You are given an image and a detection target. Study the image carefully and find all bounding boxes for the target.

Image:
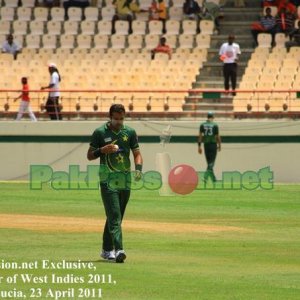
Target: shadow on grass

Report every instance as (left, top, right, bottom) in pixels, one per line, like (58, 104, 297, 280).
(67, 260, 116, 264)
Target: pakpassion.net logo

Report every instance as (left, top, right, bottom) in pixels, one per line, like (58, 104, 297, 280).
(30, 165, 274, 195)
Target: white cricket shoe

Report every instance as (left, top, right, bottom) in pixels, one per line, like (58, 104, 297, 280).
(100, 250, 115, 260)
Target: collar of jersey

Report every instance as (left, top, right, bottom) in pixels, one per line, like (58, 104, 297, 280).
(105, 122, 124, 135)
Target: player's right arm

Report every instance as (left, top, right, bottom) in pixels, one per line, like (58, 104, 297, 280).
(87, 145, 118, 160)
(87, 130, 117, 161)
(198, 124, 204, 155)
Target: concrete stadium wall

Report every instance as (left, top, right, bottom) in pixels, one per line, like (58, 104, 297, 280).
(0, 120, 299, 183)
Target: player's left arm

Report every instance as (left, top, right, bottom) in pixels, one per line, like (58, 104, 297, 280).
(130, 130, 143, 180)
(132, 149, 143, 181)
(132, 149, 143, 168)
(215, 125, 221, 152)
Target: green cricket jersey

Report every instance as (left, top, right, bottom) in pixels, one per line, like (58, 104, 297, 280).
(199, 121, 219, 144)
(90, 122, 139, 178)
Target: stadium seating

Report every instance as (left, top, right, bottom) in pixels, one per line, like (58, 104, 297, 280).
(0, 20, 10, 35)
(50, 7, 65, 22)
(3, 0, 19, 8)
(234, 45, 300, 113)
(47, 20, 62, 35)
(0, 7, 15, 21)
(8, 0, 298, 116)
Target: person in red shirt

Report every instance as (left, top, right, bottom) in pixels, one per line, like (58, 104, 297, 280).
(151, 37, 172, 59)
(14, 77, 37, 121)
(149, 0, 167, 33)
(275, 7, 296, 34)
(277, 0, 297, 14)
(149, 0, 159, 20)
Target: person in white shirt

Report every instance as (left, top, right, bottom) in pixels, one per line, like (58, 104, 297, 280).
(41, 63, 62, 120)
(219, 35, 241, 96)
(2, 34, 21, 60)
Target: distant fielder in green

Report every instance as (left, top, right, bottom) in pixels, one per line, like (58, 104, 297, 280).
(87, 104, 143, 263)
(198, 112, 221, 182)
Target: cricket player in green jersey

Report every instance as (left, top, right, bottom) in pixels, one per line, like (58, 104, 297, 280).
(198, 112, 221, 182)
(87, 104, 143, 263)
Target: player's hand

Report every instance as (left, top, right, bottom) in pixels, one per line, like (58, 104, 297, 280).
(100, 144, 118, 154)
(198, 147, 202, 154)
(134, 170, 142, 181)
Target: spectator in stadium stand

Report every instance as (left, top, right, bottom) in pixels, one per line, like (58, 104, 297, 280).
(149, 0, 159, 20)
(202, 0, 222, 34)
(251, 7, 276, 46)
(219, 35, 241, 96)
(63, 0, 90, 19)
(41, 63, 62, 121)
(275, 8, 296, 34)
(151, 37, 172, 59)
(285, 19, 300, 50)
(149, 0, 167, 34)
(183, 0, 202, 33)
(1, 34, 21, 60)
(112, 0, 148, 34)
(277, 0, 297, 14)
(14, 77, 37, 122)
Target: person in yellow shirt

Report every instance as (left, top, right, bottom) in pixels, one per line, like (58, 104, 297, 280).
(157, 0, 167, 33)
(112, 0, 147, 34)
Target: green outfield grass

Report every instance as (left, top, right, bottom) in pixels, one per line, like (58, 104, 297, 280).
(0, 183, 299, 300)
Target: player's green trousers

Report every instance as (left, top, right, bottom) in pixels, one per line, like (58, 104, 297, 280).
(100, 184, 130, 251)
(204, 143, 217, 182)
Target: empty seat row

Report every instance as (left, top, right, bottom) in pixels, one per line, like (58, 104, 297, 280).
(0, 6, 99, 22)
(4, 33, 210, 50)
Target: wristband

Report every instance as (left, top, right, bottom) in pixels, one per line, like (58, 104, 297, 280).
(135, 164, 143, 172)
(93, 148, 101, 158)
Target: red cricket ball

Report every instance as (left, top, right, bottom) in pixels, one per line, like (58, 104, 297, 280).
(168, 164, 198, 195)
